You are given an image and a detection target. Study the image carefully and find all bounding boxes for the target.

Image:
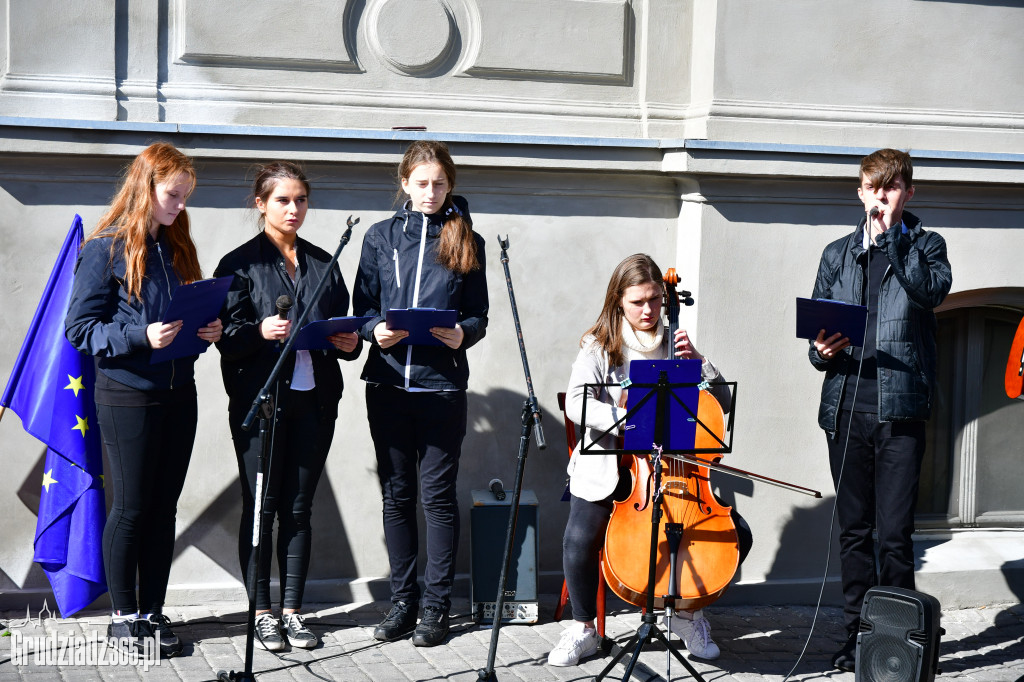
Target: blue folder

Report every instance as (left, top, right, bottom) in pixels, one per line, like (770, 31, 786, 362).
(622, 359, 702, 452)
(795, 297, 868, 347)
(385, 308, 457, 346)
(150, 275, 233, 363)
(294, 316, 372, 350)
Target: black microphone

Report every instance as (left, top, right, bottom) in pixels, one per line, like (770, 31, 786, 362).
(489, 478, 505, 501)
(276, 295, 293, 320)
(867, 207, 882, 245)
(275, 295, 293, 347)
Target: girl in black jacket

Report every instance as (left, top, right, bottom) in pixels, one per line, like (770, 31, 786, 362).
(65, 142, 222, 657)
(354, 140, 488, 647)
(214, 162, 362, 651)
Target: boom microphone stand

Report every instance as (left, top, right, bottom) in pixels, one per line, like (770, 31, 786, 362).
(218, 216, 359, 682)
(478, 236, 546, 681)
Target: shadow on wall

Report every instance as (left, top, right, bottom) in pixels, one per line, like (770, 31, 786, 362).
(11, 442, 360, 599)
(171, 470, 359, 585)
(453, 385, 572, 578)
(761, 494, 843, 604)
(0, 155, 680, 220)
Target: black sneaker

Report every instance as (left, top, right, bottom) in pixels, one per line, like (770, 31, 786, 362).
(147, 613, 184, 658)
(412, 606, 450, 647)
(107, 617, 155, 655)
(832, 632, 857, 672)
(373, 601, 417, 642)
(254, 612, 285, 652)
(282, 612, 318, 649)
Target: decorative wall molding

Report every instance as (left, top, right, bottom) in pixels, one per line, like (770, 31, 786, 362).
(461, 0, 632, 85)
(705, 99, 1024, 132)
(364, 0, 460, 77)
(0, 73, 115, 97)
(156, 80, 641, 119)
(172, 0, 362, 73)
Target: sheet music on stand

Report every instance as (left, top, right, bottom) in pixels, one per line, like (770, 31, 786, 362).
(578, 360, 736, 460)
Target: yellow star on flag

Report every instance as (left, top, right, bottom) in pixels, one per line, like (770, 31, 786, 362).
(41, 469, 58, 493)
(64, 374, 85, 397)
(72, 415, 89, 437)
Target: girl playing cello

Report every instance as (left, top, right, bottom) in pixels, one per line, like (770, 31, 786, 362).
(548, 253, 751, 667)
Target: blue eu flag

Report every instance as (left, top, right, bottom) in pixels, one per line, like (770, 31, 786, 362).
(1, 215, 107, 617)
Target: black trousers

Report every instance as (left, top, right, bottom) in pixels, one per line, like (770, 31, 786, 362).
(366, 383, 467, 611)
(96, 398, 197, 614)
(827, 410, 925, 634)
(230, 388, 334, 611)
(563, 488, 753, 623)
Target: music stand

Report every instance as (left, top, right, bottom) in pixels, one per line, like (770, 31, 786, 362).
(578, 360, 736, 682)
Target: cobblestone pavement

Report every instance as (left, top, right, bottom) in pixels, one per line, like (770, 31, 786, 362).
(2, 597, 1022, 681)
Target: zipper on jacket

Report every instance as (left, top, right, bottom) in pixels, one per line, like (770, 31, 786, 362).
(404, 214, 430, 389)
(393, 248, 401, 288)
(156, 241, 176, 389)
(876, 264, 892, 416)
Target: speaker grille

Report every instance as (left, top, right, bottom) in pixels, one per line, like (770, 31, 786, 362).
(859, 594, 924, 682)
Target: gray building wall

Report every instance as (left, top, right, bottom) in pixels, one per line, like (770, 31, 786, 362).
(2, 0, 1023, 611)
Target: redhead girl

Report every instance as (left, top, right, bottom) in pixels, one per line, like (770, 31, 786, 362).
(65, 142, 222, 658)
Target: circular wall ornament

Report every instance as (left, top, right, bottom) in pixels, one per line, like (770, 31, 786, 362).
(366, 0, 458, 76)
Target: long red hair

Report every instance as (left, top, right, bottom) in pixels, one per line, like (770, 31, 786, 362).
(86, 142, 201, 301)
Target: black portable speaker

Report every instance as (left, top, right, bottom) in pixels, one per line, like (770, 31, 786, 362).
(856, 586, 942, 682)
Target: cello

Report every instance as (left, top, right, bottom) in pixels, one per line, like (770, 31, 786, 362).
(601, 268, 741, 611)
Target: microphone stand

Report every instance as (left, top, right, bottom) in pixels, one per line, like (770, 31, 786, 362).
(478, 236, 546, 682)
(218, 216, 359, 682)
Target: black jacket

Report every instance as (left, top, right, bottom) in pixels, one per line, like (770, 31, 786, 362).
(353, 197, 488, 390)
(809, 211, 952, 434)
(214, 232, 361, 421)
(65, 231, 199, 391)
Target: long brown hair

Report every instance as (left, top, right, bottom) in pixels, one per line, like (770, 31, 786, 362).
(397, 140, 478, 274)
(86, 142, 200, 301)
(582, 254, 664, 368)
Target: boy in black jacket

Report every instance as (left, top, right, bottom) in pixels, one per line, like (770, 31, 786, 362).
(810, 148, 952, 672)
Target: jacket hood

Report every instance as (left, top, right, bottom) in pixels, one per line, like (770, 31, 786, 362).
(397, 194, 472, 235)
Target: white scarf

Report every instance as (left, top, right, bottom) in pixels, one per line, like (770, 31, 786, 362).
(621, 320, 665, 362)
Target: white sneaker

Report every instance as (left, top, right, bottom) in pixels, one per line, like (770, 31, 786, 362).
(670, 610, 720, 660)
(547, 621, 600, 667)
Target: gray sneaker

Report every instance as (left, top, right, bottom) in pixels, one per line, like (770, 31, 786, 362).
(254, 612, 285, 651)
(282, 612, 318, 649)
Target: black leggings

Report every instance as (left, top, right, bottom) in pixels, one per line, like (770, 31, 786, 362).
(230, 389, 334, 611)
(97, 398, 197, 614)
